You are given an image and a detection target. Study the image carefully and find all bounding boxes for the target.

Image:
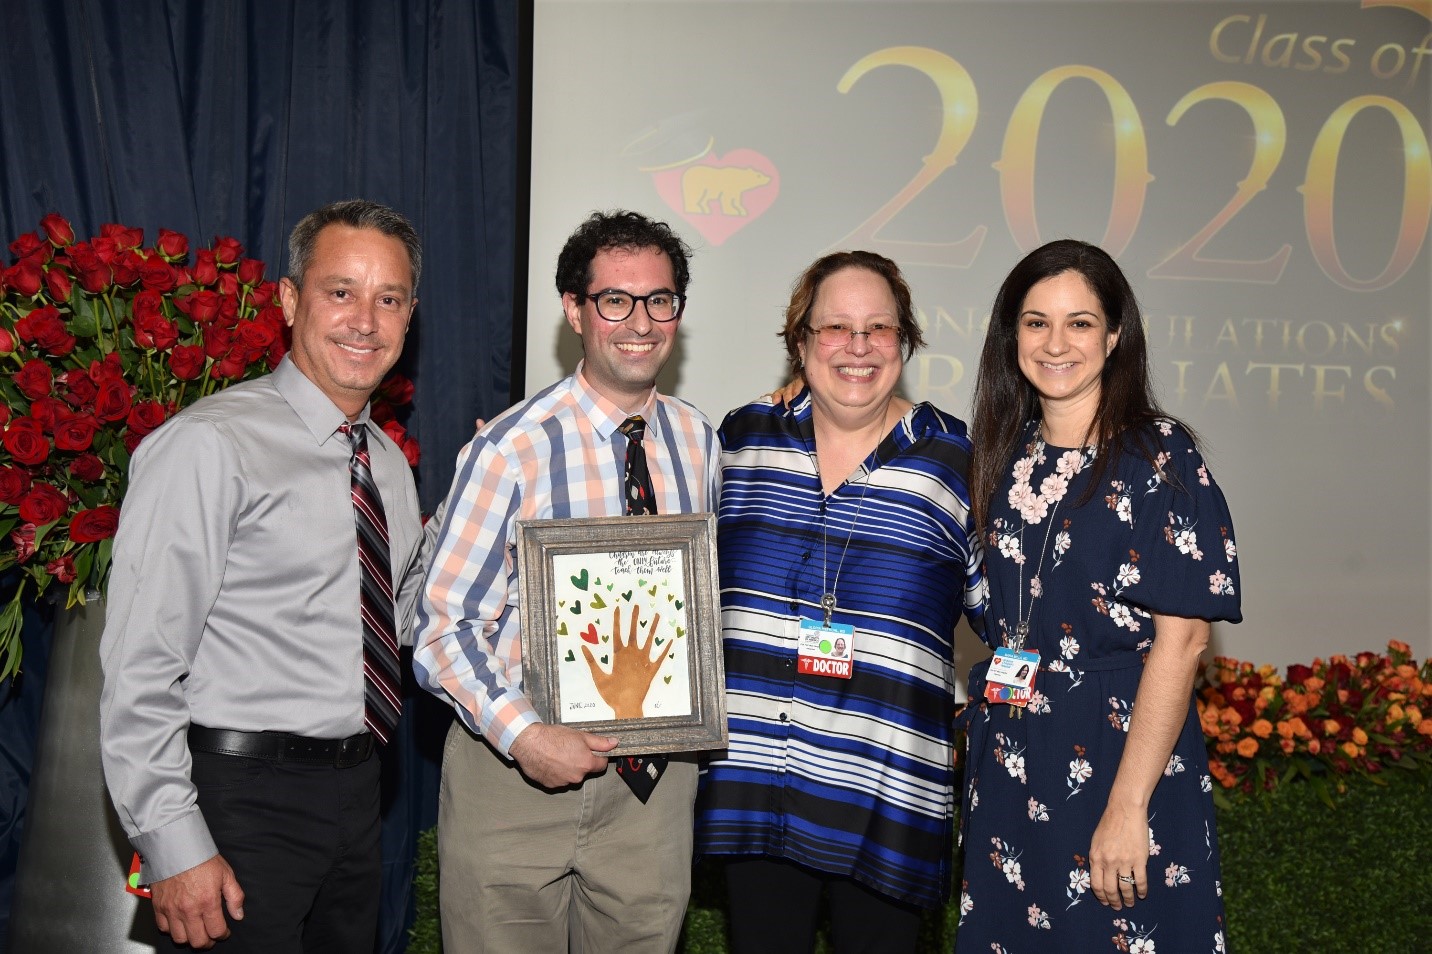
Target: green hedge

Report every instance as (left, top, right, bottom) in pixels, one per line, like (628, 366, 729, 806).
(1217, 768, 1432, 953)
(407, 768, 1432, 953)
(409, 827, 441, 954)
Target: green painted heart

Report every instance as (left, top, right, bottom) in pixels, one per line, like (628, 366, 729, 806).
(570, 569, 589, 590)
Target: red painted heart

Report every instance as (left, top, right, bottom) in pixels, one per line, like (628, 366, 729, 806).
(580, 622, 599, 645)
(651, 148, 779, 246)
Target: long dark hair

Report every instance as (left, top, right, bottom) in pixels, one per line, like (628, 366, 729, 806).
(969, 239, 1188, 531)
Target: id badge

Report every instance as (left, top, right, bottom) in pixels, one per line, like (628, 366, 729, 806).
(798, 619, 854, 679)
(984, 647, 1039, 707)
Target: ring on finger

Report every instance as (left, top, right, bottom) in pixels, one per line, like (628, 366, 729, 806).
(1118, 874, 1137, 885)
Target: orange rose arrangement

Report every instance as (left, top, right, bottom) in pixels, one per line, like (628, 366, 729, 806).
(1197, 640, 1432, 803)
(0, 214, 418, 680)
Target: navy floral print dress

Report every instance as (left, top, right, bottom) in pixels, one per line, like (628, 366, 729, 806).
(957, 421, 1241, 954)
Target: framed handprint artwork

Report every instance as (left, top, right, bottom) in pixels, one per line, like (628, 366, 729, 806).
(515, 513, 727, 754)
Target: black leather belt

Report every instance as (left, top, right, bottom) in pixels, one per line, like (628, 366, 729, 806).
(188, 725, 374, 768)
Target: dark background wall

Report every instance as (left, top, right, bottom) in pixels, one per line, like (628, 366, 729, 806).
(0, 1, 522, 949)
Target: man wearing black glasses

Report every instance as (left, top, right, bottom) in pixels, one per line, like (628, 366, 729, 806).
(414, 211, 719, 952)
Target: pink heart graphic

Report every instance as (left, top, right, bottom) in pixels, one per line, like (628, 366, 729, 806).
(652, 149, 779, 246)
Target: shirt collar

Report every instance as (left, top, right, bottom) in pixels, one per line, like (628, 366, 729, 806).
(785, 386, 933, 462)
(272, 356, 372, 444)
(572, 361, 659, 442)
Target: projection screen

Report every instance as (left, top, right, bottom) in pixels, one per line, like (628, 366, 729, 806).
(524, 0, 1432, 668)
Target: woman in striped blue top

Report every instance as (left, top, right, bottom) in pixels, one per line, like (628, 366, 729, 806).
(695, 251, 985, 952)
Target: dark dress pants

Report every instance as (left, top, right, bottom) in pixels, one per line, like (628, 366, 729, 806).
(157, 749, 381, 953)
(725, 856, 924, 954)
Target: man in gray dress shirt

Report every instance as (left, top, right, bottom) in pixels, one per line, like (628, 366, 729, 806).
(99, 199, 425, 952)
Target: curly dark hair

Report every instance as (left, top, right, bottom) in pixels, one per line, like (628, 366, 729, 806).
(554, 210, 693, 301)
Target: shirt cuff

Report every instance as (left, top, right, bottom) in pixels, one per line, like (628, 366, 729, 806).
(132, 809, 219, 884)
(485, 692, 542, 759)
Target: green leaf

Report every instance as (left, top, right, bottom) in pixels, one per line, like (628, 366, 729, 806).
(73, 545, 94, 583)
(0, 590, 26, 683)
(66, 576, 88, 608)
(0, 635, 20, 683)
(31, 519, 59, 548)
(68, 308, 99, 337)
(95, 537, 114, 585)
(75, 484, 106, 508)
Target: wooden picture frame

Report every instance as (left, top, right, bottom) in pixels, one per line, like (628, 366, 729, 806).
(515, 513, 727, 755)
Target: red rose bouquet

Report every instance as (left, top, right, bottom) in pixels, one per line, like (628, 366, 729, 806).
(1197, 639, 1432, 804)
(0, 215, 419, 679)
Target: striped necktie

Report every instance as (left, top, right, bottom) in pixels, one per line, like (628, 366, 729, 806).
(340, 422, 401, 744)
(614, 415, 667, 801)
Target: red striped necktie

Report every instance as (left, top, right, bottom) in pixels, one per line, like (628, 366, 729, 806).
(340, 422, 401, 745)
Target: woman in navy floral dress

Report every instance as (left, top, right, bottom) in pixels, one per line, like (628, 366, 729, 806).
(956, 240, 1241, 953)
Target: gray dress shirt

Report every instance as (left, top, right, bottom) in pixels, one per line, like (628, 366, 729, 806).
(98, 357, 425, 882)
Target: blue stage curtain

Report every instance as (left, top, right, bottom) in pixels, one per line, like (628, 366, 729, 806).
(0, 1, 518, 949)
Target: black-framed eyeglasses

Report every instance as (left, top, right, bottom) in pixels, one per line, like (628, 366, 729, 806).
(584, 289, 685, 323)
(806, 322, 902, 348)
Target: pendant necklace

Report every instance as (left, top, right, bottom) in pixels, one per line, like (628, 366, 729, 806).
(813, 407, 897, 626)
(1008, 425, 1056, 719)
(818, 467, 873, 627)
(1012, 423, 1091, 650)
(1015, 495, 1061, 650)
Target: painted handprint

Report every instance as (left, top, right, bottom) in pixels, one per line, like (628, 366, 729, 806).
(582, 605, 670, 719)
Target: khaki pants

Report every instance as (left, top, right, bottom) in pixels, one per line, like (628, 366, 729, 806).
(437, 722, 696, 953)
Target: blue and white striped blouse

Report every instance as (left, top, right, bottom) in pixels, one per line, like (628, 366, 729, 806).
(696, 391, 985, 907)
